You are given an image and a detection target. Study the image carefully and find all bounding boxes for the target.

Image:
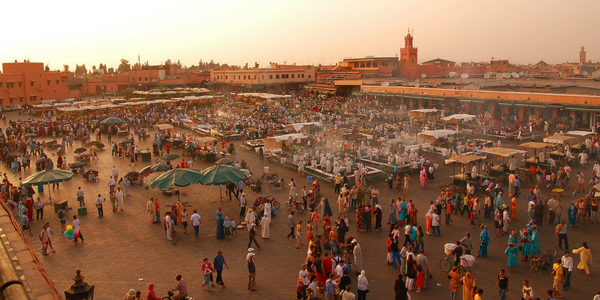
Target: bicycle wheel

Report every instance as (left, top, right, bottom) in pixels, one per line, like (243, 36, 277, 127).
(286, 202, 292, 210)
(260, 175, 266, 181)
(273, 200, 280, 209)
(269, 182, 276, 190)
(548, 246, 558, 258)
(271, 174, 279, 181)
(439, 258, 452, 273)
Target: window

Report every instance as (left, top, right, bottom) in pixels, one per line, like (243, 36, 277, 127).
(30, 81, 34, 87)
(244, 75, 246, 80)
(47, 80, 51, 85)
(225, 76, 228, 80)
(56, 80, 59, 84)
(308, 75, 311, 78)
(62, 80, 65, 83)
(276, 75, 280, 79)
(373, 62, 378, 67)
(302, 74, 305, 78)
(9, 98, 13, 103)
(412, 59, 415, 64)
(360, 62, 365, 68)
(132, 78, 135, 82)
(0, 82, 3, 88)
(269, 75, 273, 79)
(292, 74, 295, 78)
(367, 62, 371, 68)
(18, 82, 22, 87)
(139, 77, 142, 81)
(19, 97, 23, 103)
(145, 77, 148, 81)
(30, 96, 37, 102)
(262, 75, 264, 80)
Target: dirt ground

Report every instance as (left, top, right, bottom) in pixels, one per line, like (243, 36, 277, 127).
(6, 110, 598, 300)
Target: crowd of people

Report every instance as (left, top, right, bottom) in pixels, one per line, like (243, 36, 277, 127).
(2, 93, 600, 299)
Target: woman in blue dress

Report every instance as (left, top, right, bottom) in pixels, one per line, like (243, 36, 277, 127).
(520, 230, 532, 261)
(398, 198, 407, 224)
(388, 199, 397, 224)
(505, 242, 518, 272)
(528, 224, 539, 253)
(216, 207, 225, 239)
(568, 202, 577, 226)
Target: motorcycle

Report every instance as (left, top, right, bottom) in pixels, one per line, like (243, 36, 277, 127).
(268, 178, 286, 190)
(286, 196, 305, 213)
(260, 171, 278, 182)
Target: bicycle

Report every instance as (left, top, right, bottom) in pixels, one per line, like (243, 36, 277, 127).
(530, 246, 558, 272)
(439, 256, 472, 275)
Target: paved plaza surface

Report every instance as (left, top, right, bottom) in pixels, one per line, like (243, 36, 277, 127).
(6, 111, 598, 299)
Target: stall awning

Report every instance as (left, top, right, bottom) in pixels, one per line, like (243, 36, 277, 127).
(445, 154, 484, 165)
(520, 141, 553, 149)
(543, 136, 577, 144)
(479, 147, 527, 157)
(565, 105, 600, 113)
(153, 124, 174, 130)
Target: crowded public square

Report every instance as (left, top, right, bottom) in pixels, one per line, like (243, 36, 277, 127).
(0, 92, 597, 300)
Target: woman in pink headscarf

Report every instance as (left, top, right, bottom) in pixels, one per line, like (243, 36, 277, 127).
(145, 283, 161, 300)
(420, 168, 427, 189)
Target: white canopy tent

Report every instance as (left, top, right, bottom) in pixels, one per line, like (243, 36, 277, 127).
(417, 130, 458, 144)
(442, 114, 477, 122)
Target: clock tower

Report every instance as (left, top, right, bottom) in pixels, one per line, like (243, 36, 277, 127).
(400, 29, 419, 79)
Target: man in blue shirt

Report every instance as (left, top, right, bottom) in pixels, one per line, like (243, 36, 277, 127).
(324, 274, 337, 299)
(213, 250, 229, 288)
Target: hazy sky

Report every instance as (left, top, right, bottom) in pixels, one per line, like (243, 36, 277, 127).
(2, 0, 598, 71)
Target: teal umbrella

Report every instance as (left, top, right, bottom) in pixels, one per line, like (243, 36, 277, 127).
(22, 170, 76, 203)
(199, 165, 246, 202)
(150, 163, 171, 172)
(198, 165, 246, 186)
(165, 154, 180, 161)
(150, 168, 204, 189)
(100, 116, 125, 125)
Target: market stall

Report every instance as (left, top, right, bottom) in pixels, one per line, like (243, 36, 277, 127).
(479, 147, 527, 177)
(445, 154, 486, 188)
(520, 141, 553, 168)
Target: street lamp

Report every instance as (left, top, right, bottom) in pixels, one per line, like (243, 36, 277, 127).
(64, 270, 94, 300)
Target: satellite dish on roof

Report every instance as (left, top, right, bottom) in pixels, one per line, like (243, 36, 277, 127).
(503, 72, 511, 78)
(496, 73, 503, 79)
(484, 73, 491, 79)
(381, 82, 389, 87)
(519, 71, 525, 76)
(582, 71, 588, 76)
(421, 73, 426, 79)
(512, 72, 519, 78)
(449, 72, 457, 78)
(593, 72, 600, 78)
(461, 73, 469, 79)
(415, 83, 420, 88)
(415, 79, 420, 83)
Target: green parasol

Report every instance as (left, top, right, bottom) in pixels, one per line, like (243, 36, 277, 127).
(100, 116, 125, 125)
(198, 165, 246, 202)
(22, 170, 76, 203)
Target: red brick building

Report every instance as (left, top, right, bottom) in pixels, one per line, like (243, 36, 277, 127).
(0, 60, 69, 107)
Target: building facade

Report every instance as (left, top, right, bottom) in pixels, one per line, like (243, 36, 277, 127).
(0, 60, 69, 107)
(209, 65, 315, 89)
